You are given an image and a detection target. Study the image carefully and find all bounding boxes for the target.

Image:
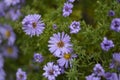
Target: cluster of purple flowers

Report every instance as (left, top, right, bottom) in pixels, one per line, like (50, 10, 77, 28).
(62, 0, 75, 17)
(0, 0, 25, 21)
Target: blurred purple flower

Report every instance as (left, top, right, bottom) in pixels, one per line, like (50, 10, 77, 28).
(110, 18, 120, 32)
(57, 52, 77, 68)
(93, 63, 105, 76)
(22, 14, 45, 37)
(63, 2, 73, 17)
(16, 68, 27, 80)
(2, 45, 18, 59)
(53, 24, 57, 30)
(0, 54, 4, 68)
(43, 62, 61, 80)
(100, 37, 114, 51)
(48, 32, 72, 57)
(8, 9, 21, 21)
(104, 72, 119, 80)
(68, 0, 75, 3)
(4, 0, 20, 6)
(86, 74, 101, 80)
(0, 68, 6, 80)
(110, 53, 120, 70)
(0, 35, 2, 44)
(69, 21, 81, 34)
(34, 53, 44, 63)
(0, 25, 16, 45)
(108, 10, 115, 16)
(0, 2, 6, 17)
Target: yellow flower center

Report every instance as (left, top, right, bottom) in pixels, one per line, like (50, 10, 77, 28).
(32, 22, 37, 28)
(49, 70, 54, 75)
(64, 53, 71, 60)
(5, 30, 11, 38)
(7, 47, 13, 54)
(57, 40, 64, 48)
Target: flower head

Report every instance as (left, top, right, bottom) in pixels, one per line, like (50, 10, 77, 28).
(63, 2, 73, 17)
(0, 54, 4, 68)
(86, 74, 101, 80)
(69, 21, 81, 34)
(93, 63, 105, 76)
(4, 0, 20, 6)
(22, 14, 45, 37)
(48, 32, 72, 57)
(110, 53, 120, 70)
(8, 9, 21, 21)
(104, 72, 119, 80)
(43, 62, 61, 80)
(0, 69, 6, 80)
(0, 25, 16, 45)
(108, 10, 115, 16)
(33, 53, 44, 63)
(68, 0, 75, 3)
(2, 45, 18, 59)
(100, 37, 114, 51)
(110, 18, 120, 32)
(57, 52, 77, 68)
(16, 68, 27, 80)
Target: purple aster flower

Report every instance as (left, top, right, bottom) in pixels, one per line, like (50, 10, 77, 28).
(68, 0, 75, 3)
(86, 74, 101, 80)
(93, 63, 105, 76)
(0, 25, 16, 45)
(48, 32, 72, 57)
(0, 68, 6, 80)
(110, 18, 120, 32)
(69, 21, 81, 34)
(108, 10, 115, 16)
(104, 72, 119, 80)
(43, 62, 61, 80)
(16, 68, 27, 80)
(53, 24, 57, 30)
(0, 2, 6, 17)
(62, 2, 73, 17)
(0, 54, 4, 68)
(8, 9, 21, 21)
(33, 53, 44, 63)
(4, 0, 20, 6)
(22, 14, 45, 37)
(57, 52, 77, 68)
(100, 37, 114, 51)
(2, 45, 18, 59)
(110, 53, 120, 70)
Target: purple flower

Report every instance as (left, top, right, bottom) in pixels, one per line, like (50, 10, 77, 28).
(0, 2, 6, 17)
(0, 69, 6, 80)
(16, 68, 27, 80)
(104, 72, 119, 80)
(2, 45, 18, 59)
(117, 0, 120, 3)
(8, 9, 21, 21)
(57, 52, 77, 68)
(93, 63, 105, 76)
(53, 24, 57, 30)
(0, 54, 4, 68)
(22, 14, 45, 37)
(110, 18, 120, 32)
(0, 25, 16, 45)
(68, 0, 75, 3)
(4, 0, 20, 6)
(0, 35, 2, 44)
(48, 32, 72, 57)
(69, 21, 81, 34)
(110, 53, 120, 70)
(100, 37, 114, 51)
(62, 2, 73, 17)
(86, 74, 101, 80)
(43, 62, 61, 80)
(108, 10, 115, 16)
(33, 53, 44, 63)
